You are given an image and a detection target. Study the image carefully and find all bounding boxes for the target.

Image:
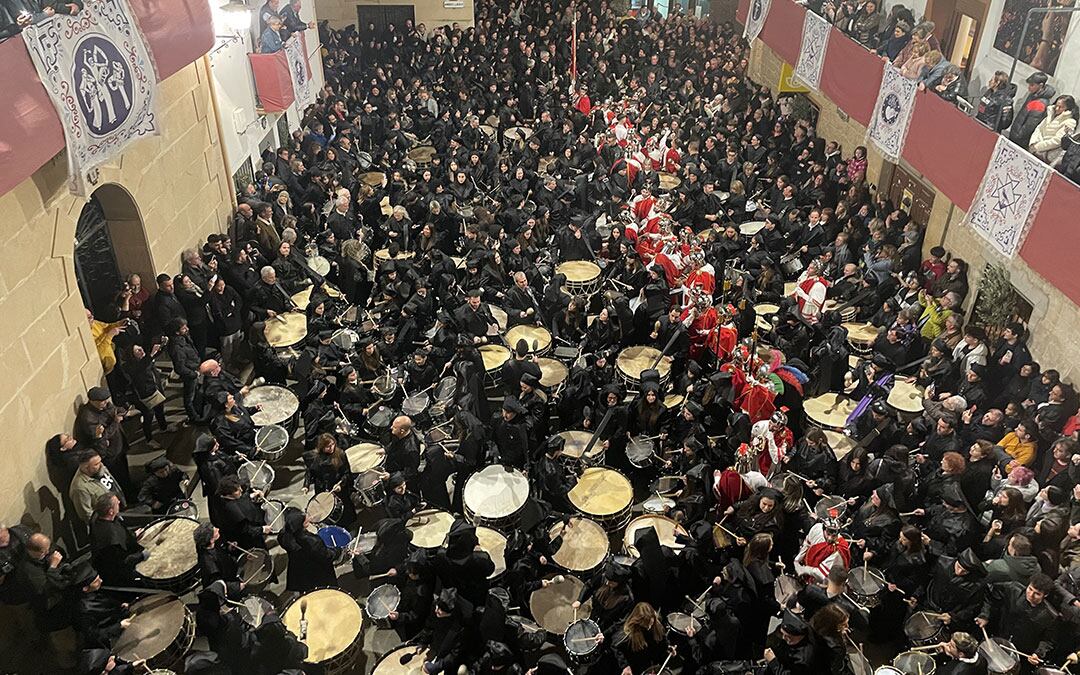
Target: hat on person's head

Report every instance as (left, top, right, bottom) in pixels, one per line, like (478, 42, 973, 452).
(780, 610, 809, 635)
(435, 588, 459, 613)
(340, 365, 356, 378)
(387, 472, 406, 489)
(871, 399, 890, 416)
(521, 372, 541, 389)
(502, 396, 526, 415)
(319, 330, 335, 341)
(88, 386, 111, 401)
(969, 363, 987, 379)
(957, 547, 985, 574)
(466, 288, 482, 298)
(147, 456, 170, 473)
(941, 483, 968, 508)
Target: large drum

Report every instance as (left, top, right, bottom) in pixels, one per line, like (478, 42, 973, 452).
(478, 344, 510, 389)
(264, 312, 307, 349)
(282, 589, 364, 674)
(740, 221, 767, 237)
(475, 526, 508, 580)
(657, 172, 682, 192)
(505, 325, 552, 356)
(823, 299, 859, 322)
(887, 381, 925, 418)
(406, 509, 455, 549)
(290, 285, 342, 311)
(623, 514, 688, 556)
(374, 248, 416, 265)
(463, 465, 530, 531)
(135, 517, 201, 593)
(503, 126, 533, 149)
(754, 303, 780, 333)
(113, 594, 195, 670)
(843, 322, 879, 356)
(549, 517, 609, 573)
(407, 144, 437, 166)
(568, 467, 634, 530)
(804, 393, 857, 431)
(979, 637, 1019, 675)
(246, 385, 300, 430)
(557, 430, 606, 466)
(528, 574, 592, 636)
(903, 611, 945, 647)
(346, 442, 385, 474)
(536, 357, 568, 391)
(371, 646, 431, 674)
(823, 429, 857, 460)
(616, 346, 672, 391)
(254, 423, 290, 461)
(306, 492, 343, 525)
(239, 548, 274, 592)
(892, 651, 936, 675)
(557, 261, 602, 297)
(360, 171, 385, 188)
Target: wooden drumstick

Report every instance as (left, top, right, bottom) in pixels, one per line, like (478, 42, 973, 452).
(267, 507, 286, 529)
(655, 646, 677, 674)
(242, 565, 266, 586)
(715, 523, 738, 539)
(368, 571, 396, 581)
(905, 643, 944, 652)
(229, 542, 257, 557)
(998, 643, 1038, 660)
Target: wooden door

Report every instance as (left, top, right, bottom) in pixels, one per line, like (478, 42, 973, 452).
(357, 5, 415, 36)
(887, 164, 935, 227)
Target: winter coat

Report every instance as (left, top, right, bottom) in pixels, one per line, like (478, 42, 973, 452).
(1009, 83, 1056, 148)
(976, 83, 1017, 131)
(1029, 108, 1076, 164)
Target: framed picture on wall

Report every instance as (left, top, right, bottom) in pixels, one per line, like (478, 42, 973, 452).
(992, 0, 1075, 75)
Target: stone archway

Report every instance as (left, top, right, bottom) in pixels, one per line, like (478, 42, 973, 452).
(73, 183, 153, 316)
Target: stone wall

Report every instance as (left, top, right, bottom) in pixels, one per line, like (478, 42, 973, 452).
(315, 0, 475, 30)
(0, 58, 233, 532)
(748, 40, 1080, 378)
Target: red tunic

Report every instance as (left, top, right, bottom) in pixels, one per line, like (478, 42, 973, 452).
(575, 94, 592, 116)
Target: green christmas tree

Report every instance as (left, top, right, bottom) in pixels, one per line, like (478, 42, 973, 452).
(973, 264, 1018, 342)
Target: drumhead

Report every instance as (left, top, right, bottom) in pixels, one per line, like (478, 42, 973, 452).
(626, 436, 655, 463)
(536, 357, 568, 388)
(475, 526, 508, 579)
(282, 589, 363, 664)
(263, 312, 307, 348)
(979, 638, 1019, 672)
(255, 424, 290, 456)
(366, 584, 401, 620)
(406, 509, 455, 548)
(528, 575, 591, 635)
(346, 442, 385, 473)
(372, 646, 431, 674)
(892, 651, 936, 675)
(306, 493, 339, 522)
(903, 611, 942, 639)
(848, 567, 884, 595)
(563, 619, 601, 656)
(240, 548, 273, 587)
(331, 328, 359, 351)
(263, 499, 286, 534)
(368, 405, 394, 428)
(463, 465, 530, 520)
(246, 386, 300, 426)
(558, 430, 603, 460)
(556, 260, 601, 283)
(616, 345, 672, 380)
(804, 393, 857, 430)
(402, 393, 429, 416)
(318, 526, 352, 549)
(238, 460, 275, 492)
(666, 612, 701, 634)
(568, 467, 633, 517)
(642, 495, 674, 513)
(887, 381, 925, 414)
(478, 344, 511, 371)
(814, 495, 849, 521)
(623, 515, 688, 556)
(135, 518, 200, 580)
(238, 596, 275, 628)
(549, 517, 609, 572)
(505, 325, 552, 353)
(114, 593, 188, 663)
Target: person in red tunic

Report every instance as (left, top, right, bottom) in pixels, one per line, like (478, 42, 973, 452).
(795, 517, 852, 583)
(574, 84, 591, 116)
(680, 293, 719, 362)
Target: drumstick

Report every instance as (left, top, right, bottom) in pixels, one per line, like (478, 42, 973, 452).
(998, 643, 1038, 660)
(899, 510, 921, 517)
(368, 571, 396, 581)
(242, 565, 266, 586)
(229, 542, 257, 557)
(905, 643, 944, 652)
(685, 595, 705, 612)
(570, 635, 603, 643)
(715, 523, 738, 539)
(267, 507, 287, 528)
(655, 646, 676, 674)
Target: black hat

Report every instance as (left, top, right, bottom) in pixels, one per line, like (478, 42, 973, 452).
(435, 588, 459, 613)
(969, 363, 987, 379)
(685, 400, 704, 417)
(780, 610, 809, 636)
(147, 456, 170, 473)
(521, 372, 541, 389)
(318, 330, 335, 341)
(502, 396, 526, 415)
(870, 399, 889, 416)
(957, 547, 984, 574)
(382, 259, 397, 273)
(941, 483, 967, 508)
(88, 386, 111, 401)
(466, 288, 482, 298)
(340, 365, 356, 377)
(387, 472, 406, 489)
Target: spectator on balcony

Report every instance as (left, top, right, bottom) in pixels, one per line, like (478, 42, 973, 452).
(890, 23, 938, 67)
(1029, 95, 1077, 165)
(932, 65, 967, 105)
(1008, 72, 1056, 149)
(899, 41, 930, 80)
(0, 0, 82, 41)
(877, 19, 912, 62)
(1056, 126, 1080, 185)
(261, 15, 285, 53)
(258, 0, 281, 35)
(877, 4, 914, 46)
(916, 51, 948, 90)
(280, 0, 314, 37)
(847, 0, 883, 49)
(976, 71, 1017, 132)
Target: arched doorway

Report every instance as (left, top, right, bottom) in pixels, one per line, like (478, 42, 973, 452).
(73, 184, 152, 316)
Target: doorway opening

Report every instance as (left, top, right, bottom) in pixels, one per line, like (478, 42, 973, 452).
(74, 184, 152, 318)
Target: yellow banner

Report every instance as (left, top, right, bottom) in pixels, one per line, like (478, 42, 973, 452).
(778, 62, 810, 93)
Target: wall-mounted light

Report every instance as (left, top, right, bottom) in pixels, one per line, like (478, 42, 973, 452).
(217, 0, 252, 34)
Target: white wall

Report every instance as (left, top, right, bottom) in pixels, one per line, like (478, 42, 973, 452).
(208, 3, 325, 178)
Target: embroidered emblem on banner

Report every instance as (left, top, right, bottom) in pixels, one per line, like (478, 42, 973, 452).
(744, 0, 772, 43)
(966, 135, 1052, 259)
(866, 64, 917, 161)
(793, 10, 831, 90)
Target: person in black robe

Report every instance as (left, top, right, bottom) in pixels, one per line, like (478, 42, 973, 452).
(302, 432, 356, 526)
(920, 547, 987, 632)
(70, 566, 131, 650)
(277, 507, 338, 593)
(454, 289, 499, 343)
(250, 612, 308, 675)
(501, 340, 542, 397)
(416, 588, 469, 675)
(136, 455, 187, 513)
(915, 484, 980, 557)
(214, 477, 270, 551)
(976, 574, 1056, 661)
(385, 415, 422, 480)
(764, 610, 817, 675)
(417, 444, 466, 512)
(193, 434, 240, 526)
(389, 550, 435, 641)
(532, 437, 574, 512)
(434, 520, 494, 609)
(573, 560, 636, 635)
(194, 583, 252, 673)
(504, 271, 544, 327)
(210, 392, 258, 457)
(491, 396, 530, 468)
(384, 472, 422, 519)
(193, 522, 243, 597)
(88, 494, 145, 586)
(355, 518, 413, 577)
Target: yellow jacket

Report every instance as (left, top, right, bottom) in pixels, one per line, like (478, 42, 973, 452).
(1000, 431, 1036, 471)
(90, 320, 120, 374)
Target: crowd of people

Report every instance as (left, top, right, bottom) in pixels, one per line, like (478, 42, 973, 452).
(802, 0, 1080, 183)
(6, 0, 1080, 673)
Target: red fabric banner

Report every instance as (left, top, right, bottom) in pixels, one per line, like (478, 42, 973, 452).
(249, 50, 297, 113)
(0, 0, 214, 197)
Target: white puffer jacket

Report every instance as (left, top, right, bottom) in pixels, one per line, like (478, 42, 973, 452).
(1029, 108, 1077, 164)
